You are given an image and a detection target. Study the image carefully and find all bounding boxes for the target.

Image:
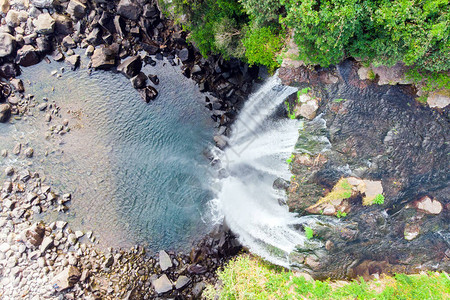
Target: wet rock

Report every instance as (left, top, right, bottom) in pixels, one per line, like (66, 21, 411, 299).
(159, 250, 172, 271)
(0, 63, 20, 78)
(117, 0, 142, 21)
(152, 274, 172, 294)
(371, 62, 413, 85)
(117, 55, 142, 78)
(51, 266, 81, 292)
(295, 98, 319, 120)
(427, 91, 450, 109)
(175, 275, 191, 290)
(25, 147, 34, 158)
(16, 45, 40, 67)
(404, 223, 420, 241)
(130, 72, 147, 89)
(91, 46, 116, 69)
(34, 13, 55, 35)
(273, 177, 290, 190)
(0, 33, 15, 58)
(139, 86, 158, 102)
(148, 74, 159, 85)
(413, 196, 443, 215)
(213, 135, 227, 149)
(67, 0, 87, 19)
(0, 103, 11, 122)
(85, 45, 95, 56)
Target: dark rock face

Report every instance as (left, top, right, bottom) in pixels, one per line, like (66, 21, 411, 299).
(280, 60, 450, 280)
(139, 85, 158, 102)
(117, 0, 142, 21)
(130, 72, 147, 89)
(117, 55, 142, 78)
(16, 45, 40, 67)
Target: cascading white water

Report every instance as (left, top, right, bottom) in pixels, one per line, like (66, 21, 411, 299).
(210, 74, 310, 267)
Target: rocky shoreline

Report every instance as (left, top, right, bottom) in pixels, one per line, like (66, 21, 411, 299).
(0, 0, 260, 298)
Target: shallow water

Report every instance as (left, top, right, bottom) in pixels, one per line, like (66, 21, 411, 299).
(0, 56, 215, 251)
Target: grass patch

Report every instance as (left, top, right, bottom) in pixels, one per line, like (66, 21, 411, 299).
(319, 178, 352, 204)
(204, 255, 450, 299)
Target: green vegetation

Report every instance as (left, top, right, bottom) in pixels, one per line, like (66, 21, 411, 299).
(304, 226, 314, 239)
(297, 87, 311, 98)
(373, 194, 385, 205)
(204, 255, 450, 300)
(319, 178, 353, 204)
(336, 210, 347, 218)
(166, 0, 449, 76)
(285, 102, 297, 119)
(333, 98, 346, 103)
(286, 154, 295, 164)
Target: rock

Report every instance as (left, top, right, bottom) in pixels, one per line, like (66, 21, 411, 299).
(85, 27, 101, 45)
(30, 0, 54, 8)
(13, 143, 21, 155)
(91, 46, 116, 69)
(62, 35, 76, 49)
(0, 0, 10, 14)
(371, 62, 413, 85)
(10, 78, 24, 92)
(0, 63, 20, 78)
(130, 72, 147, 89)
(38, 102, 48, 111)
(74, 230, 83, 238)
(68, 233, 77, 245)
(159, 250, 172, 271)
(67, 0, 87, 19)
(175, 276, 191, 290)
(16, 45, 40, 67)
(5, 9, 20, 27)
(178, 48, 192, 63)
(8, 95, 19, 105)
(5, 166, 14, 176)
(192, 282, 206, 299)
(117, 55, 142, 78)
(51, 266, 81, 292)
(0, 33, 15, 57)
(25, 147, 34, 158)
(0, 103, 11, 122)
(191, 64, 202, 74)
(39, 235, 53, 252)
(117, 0, 142, 21)
(152, 274, 172, 294)
(187, 264, 207, 274)
(2, 181, 12, 193)
(213, 135, 227, 149)
(139, 86, 158, 102)
(34, 13, 55, 35)
(0, 242, 10, 253)
(295, 99, 319, 120)
(404, 223, 420, 241)
(1, 149, 7, 157)
(148, 74, 159, 85)
(66, 54, 80, 70)
(273, 177, 290, 190)
(361, 180, 383, 205)
(23, 222, 45, 247)
(54, 13, 73, 35)
(427, 91, 450, 109)
(85, 45, 95, 56)
(19, 169, 30, 181)
(413, 196, 443, 215)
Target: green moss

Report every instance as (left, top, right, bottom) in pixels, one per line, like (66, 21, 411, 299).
(304, 226, 314, 240)
(373, 194, 385, 205)
(205, 255, 450, 300)
(319, 178, 353, 204)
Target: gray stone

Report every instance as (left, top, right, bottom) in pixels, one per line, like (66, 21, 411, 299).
(152, 274, 172, 294)
(67, 0, 86, 19)
(117, 55, 142, 78)
(10, 78, 24, 92)
(30, 0, 54, 8)
(0, 33, 15, 57)
(130, 72, 147, 89)
(62, 35, 76, 49)
(117, 0, 142, 21)
(85, 45, 94, 56)
(427, 92, 450, 109)
(51, 266, 80, 292)
(5, 9, 20, 27)
(39, 236, 53, 252)
(139, 85, 158, 102)
(65, 54, 80, 70)
(0, 0, 10, 14)
(192, 282, 206, 299)
(159, 250, 172, 271)
(24, 147, 34, 158)
(34, 13, 55, 35)
(16, 45, 40, 67)
(38, 102, 48, 111)
(91, 46, 116, 69)
(13, 142, 21, 155)
(175, 275, 191, 290)
(5, 166, 14, 176)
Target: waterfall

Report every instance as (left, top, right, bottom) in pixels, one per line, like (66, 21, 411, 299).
(210, 74, 310, 267)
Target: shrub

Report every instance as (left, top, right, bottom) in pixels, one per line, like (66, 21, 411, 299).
(373, 194, 385, 205)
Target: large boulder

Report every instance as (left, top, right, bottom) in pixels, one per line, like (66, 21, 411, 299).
(130, 72, 147, 89)
(117, 55, 142, 78)
(0, 103, 11, 122)
(16, 45, 40, 67)
(91, 46, 116, 69)
(54, 13, 73, 35)
(34, 13, 55, 35)
(158, 250, 172, 271)
(427, 91, 450, 109)
(117, 0, 142, 21)
(152, 274, 172, 294)
(0, 33, 15, 58)
(67, 0, 87, 19)
(51, 266, 81, 292)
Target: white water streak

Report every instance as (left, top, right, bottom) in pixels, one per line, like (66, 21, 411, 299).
(212, 73, 307, 267)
